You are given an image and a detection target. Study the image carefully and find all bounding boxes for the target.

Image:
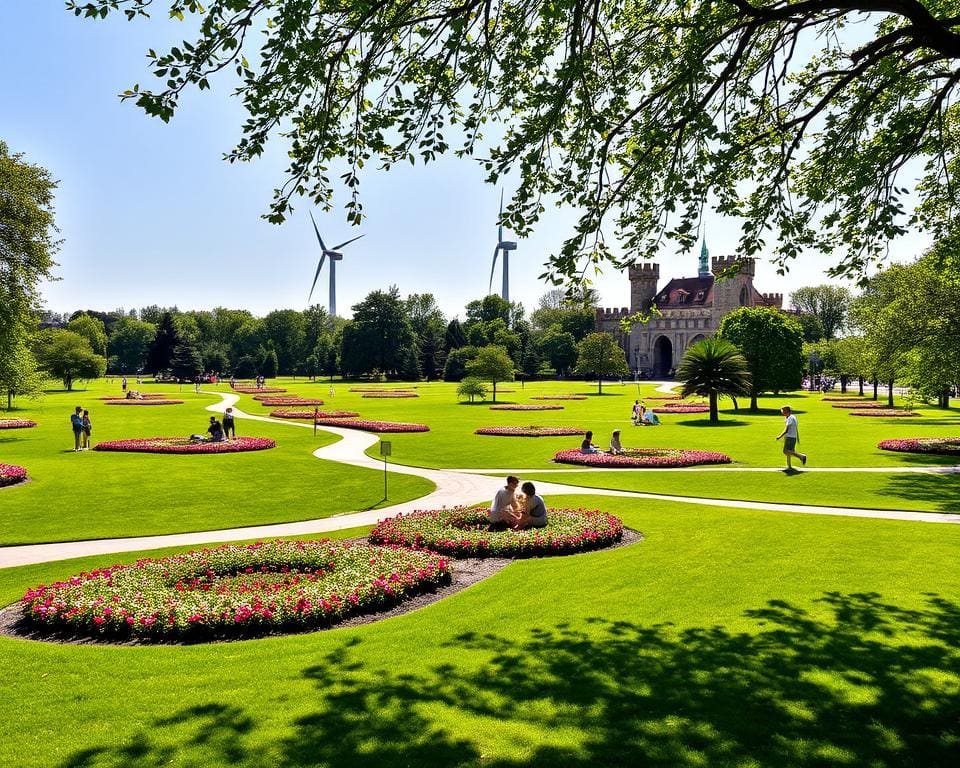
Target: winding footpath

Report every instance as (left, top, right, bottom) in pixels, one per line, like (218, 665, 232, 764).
(2, 390, 959, 569)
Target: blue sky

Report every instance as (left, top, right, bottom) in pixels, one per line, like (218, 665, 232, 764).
(2, 3, 924, 321)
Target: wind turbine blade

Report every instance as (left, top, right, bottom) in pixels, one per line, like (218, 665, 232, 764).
(308, 211, 329, 253)
(307, 254, 327, 303)
(498, 190, 504, 243)
(488, 246, 500, 295)
(330, 234, 366, 251)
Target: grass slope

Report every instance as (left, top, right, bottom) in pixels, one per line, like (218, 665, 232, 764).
(0, 381, 433, 545)
(0, 496, 957, 766)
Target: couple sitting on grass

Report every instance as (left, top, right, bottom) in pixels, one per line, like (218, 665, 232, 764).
(489, 476, 547, 531)
(581, 429, 628, 455)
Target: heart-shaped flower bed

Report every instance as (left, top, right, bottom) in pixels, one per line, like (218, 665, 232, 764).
(369, 507, 624, 558)
(0, 419, 37, 429)
(94, 437, 276, 454)
(361, 392, 419, 398)
(652, 404, 709, 413)
(489, 404, 564, 411)
(475, 426, 586, 437)
(849, 409, 918, 417)
(19, 539, 451, 641)
(103, 399, 185, 406)
(530, 395, 587, 401)
(232, 386, 286, 394)
(269, 409, 360, 419)
(831, 401, 890, 409)
(257, 397, 326, 406)
(554, 448, 732, 468)
(878, 437, 960, 456)
(0, 463, 27, 487)
(313, 418, 429, 433)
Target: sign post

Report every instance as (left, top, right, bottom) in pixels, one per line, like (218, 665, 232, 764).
(380, 440, 392, 499)
(313, 406, 318, 437)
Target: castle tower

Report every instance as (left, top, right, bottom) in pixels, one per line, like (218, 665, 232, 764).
(711, 256, 756, 315)
(698, 238, 710, 278)
(628, 263, 659, 313)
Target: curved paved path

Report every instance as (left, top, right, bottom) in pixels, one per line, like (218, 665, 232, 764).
(3, 391, 959, 569)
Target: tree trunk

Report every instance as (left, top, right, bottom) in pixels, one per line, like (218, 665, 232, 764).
(840, 375, 848, 394)
(750, 392, 758, 410)
(887, 378, 894, 408)
(872, 378, 878, 400)
(598, 377, 602, 395)
(65, 377, 73, 391)
(6, 391, 11, 410)
(492, 381, 497, 403)
(731, 396, 739, 411)
(709, 392, 718, 422)
(858, 376, 864, 396)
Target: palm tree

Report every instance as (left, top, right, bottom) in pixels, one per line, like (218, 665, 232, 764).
(677, 338, 752, 423)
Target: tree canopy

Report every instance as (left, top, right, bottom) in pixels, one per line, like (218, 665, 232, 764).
(678, 337, 752, 423)
(574, 332, 629, 394)
(789, 286, 852, 340)
(70, 0, 960, 285)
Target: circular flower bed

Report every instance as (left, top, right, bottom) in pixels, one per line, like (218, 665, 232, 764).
(313, 418, 429, 433)
(0, 419, 37, 429)
(368, 507, 623, 558)
(878, 437, 960, 456)
(94, 436, 276, 454)
(831, 401, 889, 409)
(489, 404, 564, 411)
(18, 539, 451, 641)
(257, 397, 326, 406)
(652, 404, 709, 413)
(0, 463, 28, 487)
(553, 447, 732, 468)
(530, 395, 587, 401)
(103, 399, 184, 406)
(849, 409, 918, 417)
(475, 426, 586, 437)
(361, 392, 419, 398)
(269, 409, 360, 419)
(232, 386, 286, 394)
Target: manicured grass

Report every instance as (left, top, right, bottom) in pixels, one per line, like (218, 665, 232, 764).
(0, 381, 433, 545)
(1, 495, 958, 766)
(522, 467, 960, 514)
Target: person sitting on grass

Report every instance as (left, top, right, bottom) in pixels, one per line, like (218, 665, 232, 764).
(609, 429, 625, 455)
(580, 430, 601, 454)
(640, 406, 661, 426)
(511, 481, 548, 530)
(207, 416, 224, 443)
(489, 475, 520, 531)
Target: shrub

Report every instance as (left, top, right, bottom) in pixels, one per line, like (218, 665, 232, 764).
(457, 377, 488, 402)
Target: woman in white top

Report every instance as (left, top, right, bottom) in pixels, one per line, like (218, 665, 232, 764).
(609, 429, 625, 454)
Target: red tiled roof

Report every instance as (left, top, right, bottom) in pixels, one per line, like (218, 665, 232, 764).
(654, 277, 714, 307)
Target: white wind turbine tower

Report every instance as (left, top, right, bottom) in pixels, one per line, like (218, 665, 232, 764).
(307, 212, 365, 316)
(488, 191, 518, 302)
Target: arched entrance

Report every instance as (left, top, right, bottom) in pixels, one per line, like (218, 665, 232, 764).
(653, 336, 673, 378)
(690, 334, 707, 346)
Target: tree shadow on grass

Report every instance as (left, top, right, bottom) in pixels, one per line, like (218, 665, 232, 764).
(674, 419, 752, 427)
(880, 472, 960, 514)
(58, 592, 960, 767)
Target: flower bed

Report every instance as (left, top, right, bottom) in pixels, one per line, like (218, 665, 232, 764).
(530, 395, 587, 401)
(19, 539, 451, 641)
(93, 436, 276, 454)
(553, 447, 732, 468)
(0, 463, 28, 487)
(652, 404, 709, 413)
(257, 397, 326, 406)
(100, 393, 167, 400)
(475, 426, 586, 437)
(232, 386, 286, 394)
(878, 437, 960, 456)
(269, 409, 360, 419)
(849, 409, 918, 417)
(822, 396, 866, 402)
(103, 399, 185, 406)
(361, 392, 419, 398)
(313, 418, 429, 433)
(489, 404, 564, 411)
(645, 395, 682, 401)
(0, 419, 37, 429)
(368, 507, 623, 558)
(831, 401, 889, 409)
(349, 387, 415, 393)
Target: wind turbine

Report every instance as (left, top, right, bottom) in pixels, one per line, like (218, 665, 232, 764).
(307, 212, 365, 316)
(488, 191, 518, 302)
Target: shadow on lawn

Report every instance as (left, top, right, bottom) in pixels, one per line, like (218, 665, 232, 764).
(59, 593, 960, 767)
(881, 472, 960, 514)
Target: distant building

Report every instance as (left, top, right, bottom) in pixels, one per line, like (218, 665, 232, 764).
(595, 242, 783, 377)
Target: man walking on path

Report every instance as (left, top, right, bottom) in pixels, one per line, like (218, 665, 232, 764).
(775, 405, 807, 471)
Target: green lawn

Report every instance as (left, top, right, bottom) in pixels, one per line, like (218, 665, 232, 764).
(0, 380, 433, 545)
(1, 495, 958, 767)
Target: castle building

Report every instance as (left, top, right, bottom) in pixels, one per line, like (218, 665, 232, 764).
(595, 243, 783, 377)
